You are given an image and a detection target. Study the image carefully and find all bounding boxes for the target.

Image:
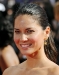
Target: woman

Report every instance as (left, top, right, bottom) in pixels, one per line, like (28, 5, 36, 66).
(3, 3, 59, 75)
(0, 20, 19, 74)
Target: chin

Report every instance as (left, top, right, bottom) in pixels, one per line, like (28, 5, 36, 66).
(21, 51, 33, 56)
(21, 52, 31, 55)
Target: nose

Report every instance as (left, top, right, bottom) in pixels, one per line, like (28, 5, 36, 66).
(20, 34, 28, 42)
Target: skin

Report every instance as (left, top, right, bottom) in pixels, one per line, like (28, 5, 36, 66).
(3, 15, 59, 75)
(0, 45, 19, 72)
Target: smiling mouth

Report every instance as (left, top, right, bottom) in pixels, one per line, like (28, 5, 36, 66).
(20, 44, 32, 49)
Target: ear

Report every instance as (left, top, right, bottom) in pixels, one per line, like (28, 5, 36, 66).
(44, 26, 50, 40)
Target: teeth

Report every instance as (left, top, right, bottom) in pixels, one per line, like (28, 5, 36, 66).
(20, 44, 29, 47)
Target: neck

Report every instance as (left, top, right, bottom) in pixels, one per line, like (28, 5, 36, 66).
(26, 48, 50, 69)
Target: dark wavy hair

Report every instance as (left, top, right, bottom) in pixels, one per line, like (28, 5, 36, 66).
(14, 3, 57, 63)
(0, 20, 13, 49)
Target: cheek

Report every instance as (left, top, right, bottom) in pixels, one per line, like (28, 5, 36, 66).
(14, 39, 19, 44)
(14, 36, 20, 44)
(31, 34, 44, 46)
(30, 34, 43, 43)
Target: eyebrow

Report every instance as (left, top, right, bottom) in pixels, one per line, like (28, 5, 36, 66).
(14, 28, 32, 30)
(14, 28, 19, 30)
(26, 28, 31, 30)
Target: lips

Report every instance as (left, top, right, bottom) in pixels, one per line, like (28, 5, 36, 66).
(20, 44, 32, 49)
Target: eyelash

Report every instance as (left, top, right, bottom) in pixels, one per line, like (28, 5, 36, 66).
(26, 30, 34, 34)
(15, 31, 20, 34)
(14, 30, 35, 34)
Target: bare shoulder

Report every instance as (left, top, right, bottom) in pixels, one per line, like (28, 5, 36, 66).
(48, 65, 59, 75)
(3, 66, 18, 75)
(3, 61, 27, 75)
(53, 66, 59, 75)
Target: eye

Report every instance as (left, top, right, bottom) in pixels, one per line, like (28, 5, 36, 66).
(26, 30, 35, 34)
(14, 30, 20, 34)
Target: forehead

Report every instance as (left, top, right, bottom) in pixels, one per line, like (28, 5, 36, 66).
(15, 14, 37, 24)
(14, 14, 41, 28)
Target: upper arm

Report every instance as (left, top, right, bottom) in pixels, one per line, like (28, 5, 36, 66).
(2, 47, 19, 67)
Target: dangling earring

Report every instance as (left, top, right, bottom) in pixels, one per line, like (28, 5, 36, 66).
(44, 40, 47, 45)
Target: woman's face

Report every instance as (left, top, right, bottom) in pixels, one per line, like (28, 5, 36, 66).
(14, 15, 48, 55)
